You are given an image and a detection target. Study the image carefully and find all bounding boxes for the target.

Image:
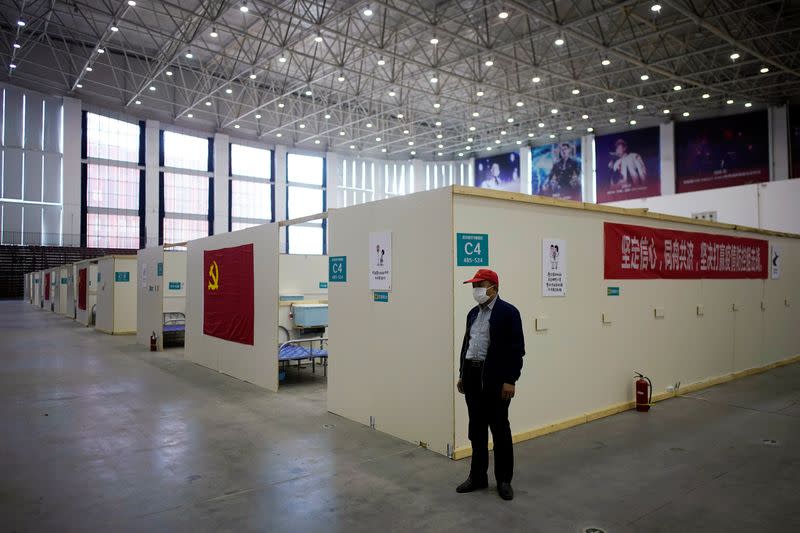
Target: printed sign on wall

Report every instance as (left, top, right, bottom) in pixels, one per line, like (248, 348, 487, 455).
(771, 245, 781, 279)
(675, 110, 769, 193)
(115, 272, 130, 282)
(457, 233, 489, 266)
(595, 127, 661, 203)
(604, 222, 768, 279)
(369, 232, 392, 291)
(542, 239, 567, 297)
(329, 256, 347, 282)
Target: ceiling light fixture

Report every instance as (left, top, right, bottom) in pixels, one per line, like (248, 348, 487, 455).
(234, 124, 240, 129)
(135, 100, 141, 105)
(516, 101, 524, 107)
(249, 74, 257, 79)
(640, 74, 649, 81)
(76, 83, 83, 88)
(682, 112, 690, 117)
(745, 102, 752, 108)
(277, 133, 283, 137)
(587, 127, 594, 132)
(339, 131, 346, 136)
(17, 20, 26, 27)
(538, 122, 545, 128)
(377, 58, 386, 66)
(316, 140, 322, 145)
(630, 120, 637, 125)
(388, 90, 396, 97)
(606, 97, 614, 103)
(459, 152, 464, 156)
(527, 133, 534, 138)
(702, 93, 710, 99)
(278, 55, 287, 63)
(465, 145, 471, 150)
(166, 70, 173, 76)
(375, 137, 382, 141)
(651, 4, 661, 13)
(350, 145, 356, 150)
(507, 117, 514, 123)
(366, 122, 373, 128)
(582, 114, 589, 120)
(430, 76, 438, 83)
(205, 101, 212, 106)
(337, 73, 345, 82)
(187, 113, 193, 118)
(601, 59, 611, 66)
(549, 134, 556, 139)
(13, 43, 21, 49)
(469, 126, 476, 131)
(363, 6, 373, 17)
(467, 137, 473, 142)
(305, 90, 312, 96)
(382, 148, 388, 153)
(430, 37, 439, 45)
(278, 102, 285, 108)
(255, 114, 262, 119)
(210, 28, 218, 38)
(9, 63, 17, 69)
(86, 66, 93, 72)
(532, 76, 541, 83)
(299, 123, 306, 128)
(435, 121, 442, 126)
(433, 102, 441, 109)
(500, 130, 507, 135)
(476, 90, 484, 97)
(498, 10, 509, 19)
(760, 66, 769, 74)
(566, 126, 573, 131)
(314, 34, 323, 43)
(110, 26, 119, 32)
(554, 37, 565, 46)
(730, 52, 740, 61)
(673, 85, 682, 91)
(225, 88, 233, 94)
(484, 58, 494, 67)
(396, 113, 404, 119)
(550, 108, 558, 114)
(609, 118, 616, 123)
(472, 111, 479, 117)
(149, 85, 156, 91)
(663, 109, 670, 114)
(97, 48, 105, 54)
(726, 99, 734, 104)
(240, 2, 249, 13)
(185, 50, 193, 59)
(572, 89, 580, 95)
(636, 104, 644, 110)
(410, 150, 416, 155)
(324, 114, 331, 119)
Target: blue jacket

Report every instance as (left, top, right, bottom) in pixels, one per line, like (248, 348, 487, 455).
(459, 297, 525, 386)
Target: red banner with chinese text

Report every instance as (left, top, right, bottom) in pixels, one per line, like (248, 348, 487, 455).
(604, 222, 768, 279)
(203, 243, 254, 345)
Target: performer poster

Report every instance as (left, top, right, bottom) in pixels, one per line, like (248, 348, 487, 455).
(790, 106, 800, 179)
(595, 127, 661, 203)
(474, 151, 521, 192)
(531, 140, 582, 201)
(675, 111, 769, 193)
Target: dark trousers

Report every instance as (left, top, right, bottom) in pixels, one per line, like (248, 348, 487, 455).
(463, 362, 513, 483)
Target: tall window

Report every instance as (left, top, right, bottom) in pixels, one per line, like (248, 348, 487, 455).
(0, 86, 63, 246)
(230, 143, 273, 231)
(338, 158, 375, 207)
(425, 160, 472, 190)
(383, 161, 414, 198)
(83, 112, 142, 249)
(286, 153, 325, 254)
(161, 131, 212, 243)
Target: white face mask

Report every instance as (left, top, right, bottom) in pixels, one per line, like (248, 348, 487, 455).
(473, 287, 491, 305)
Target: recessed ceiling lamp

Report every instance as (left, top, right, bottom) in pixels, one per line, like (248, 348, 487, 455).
(187, 113, 193, 118)
(166, 70, 173, 76)
(249, 74, 256, 79)
(430, 37, 439, 45)
(726, 99, 734, 104)
(97, 48, 105, 54)
(377, 58, 386, 66)
(663, 109, 670, 114)
(607, 97, 614, 103)
(205, 101, 212, 106)
(601, 59, 611, 66)
(13, 43, 21, 49)
(651, 4, 661, 13)
(255, 114, 262, 119)
(210, 28, 218, 38)
(433, 102, 441, 109)
(135, 100, 141, 105)
(636, 104, 644, 110)
(397, 113, 404, 118)
(240, 2, 249, 13)
(363, 6, 373, 17)
(609, 118, 616, 123)
(587, 127, 594, 132)
(702, 93, 710, 99)
(566, 126, 573, 131)
(550, 108, 558, 114)
(484, 58, 494, 67)
(682, 111, 690, 117)
(554, 37, 565, 46)
(760, 66, 769, 74)
(640, 74, 649, 81)
(745, 102, 752, 108)
(185, 50, 193, 59)
(225, 88, 233, 94)
(110, 26, 119, 32)
(630, 120, 637, 125)
(582, 114, 589, 119)
(730, 52, 740, 61)
(17, 20, 26, 27)
(516, 101, 524, 107)
(673, 85, 682, 91)
(498, 9, 509, 19)
(572, 89, 580, 95)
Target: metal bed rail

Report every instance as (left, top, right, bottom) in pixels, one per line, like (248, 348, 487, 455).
(278, 337, 329, 376)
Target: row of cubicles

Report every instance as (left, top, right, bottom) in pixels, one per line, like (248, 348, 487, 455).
(27, 186, 799, 460)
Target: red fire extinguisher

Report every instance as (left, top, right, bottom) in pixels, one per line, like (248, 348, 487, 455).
(634, 372, 653, 412)
(150, 331, 158, 352)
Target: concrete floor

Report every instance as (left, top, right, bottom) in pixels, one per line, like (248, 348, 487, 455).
(1, 301, 799, 533)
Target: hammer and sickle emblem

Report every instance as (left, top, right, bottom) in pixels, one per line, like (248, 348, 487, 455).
(208, 260, 219, 291)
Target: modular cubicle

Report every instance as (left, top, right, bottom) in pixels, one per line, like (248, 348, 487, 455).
(95, 255, 138, 334)
(136, 246, 187, 350)
(327, 186, 800, 458)
(75, 259, 99, 326)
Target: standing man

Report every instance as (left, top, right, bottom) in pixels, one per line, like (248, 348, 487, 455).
(456, 269, 525, 501)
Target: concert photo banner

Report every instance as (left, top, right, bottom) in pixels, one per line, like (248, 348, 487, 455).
(790, 106, 800, 179)
(474, 151, 521, 192)
(675, 110, 769, 193)
(203, 243, 255, 345)
(595, 127, 661, 203)
(604, 222, 768, 280)
(531, 139, 583, 201)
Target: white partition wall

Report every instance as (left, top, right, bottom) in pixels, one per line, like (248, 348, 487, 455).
(277, 252, 329, 337)
(45, 268, 57, 310)
(186, 224, 280, 391)
(64, 264, 76, 318)
(328, 186, 800, 459)
(55, 266, 69, 315)
(95, 256, 138, 334)
(328, 189, 455, 456)
(32, 271, 41, 306)
(137, 247, 187, 350)
(75, 260, 98, 326)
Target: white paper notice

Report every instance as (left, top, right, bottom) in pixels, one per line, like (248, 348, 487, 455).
(369, 232, 392, 290)
(771, 245, 780, 279)
(542, 238, 566, 297)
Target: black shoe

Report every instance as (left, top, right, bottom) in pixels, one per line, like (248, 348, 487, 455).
(497, 482, 514, 501)
(456, 477, 488, 493)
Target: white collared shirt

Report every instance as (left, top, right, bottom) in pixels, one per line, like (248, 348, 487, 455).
(465, 296, 496, 361)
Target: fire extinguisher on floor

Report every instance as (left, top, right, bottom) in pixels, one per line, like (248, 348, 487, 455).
(150, 331, 158, 352)
(634, 372, 653, 412)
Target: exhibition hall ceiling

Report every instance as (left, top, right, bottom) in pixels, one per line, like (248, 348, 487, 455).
(2, 0, 800, 158)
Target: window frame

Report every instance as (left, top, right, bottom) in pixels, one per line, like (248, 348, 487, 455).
(285, 151, 327, 255)
(228, 142, 275, 232)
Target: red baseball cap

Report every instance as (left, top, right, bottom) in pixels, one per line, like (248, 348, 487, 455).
(463, 269, 499, 285)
